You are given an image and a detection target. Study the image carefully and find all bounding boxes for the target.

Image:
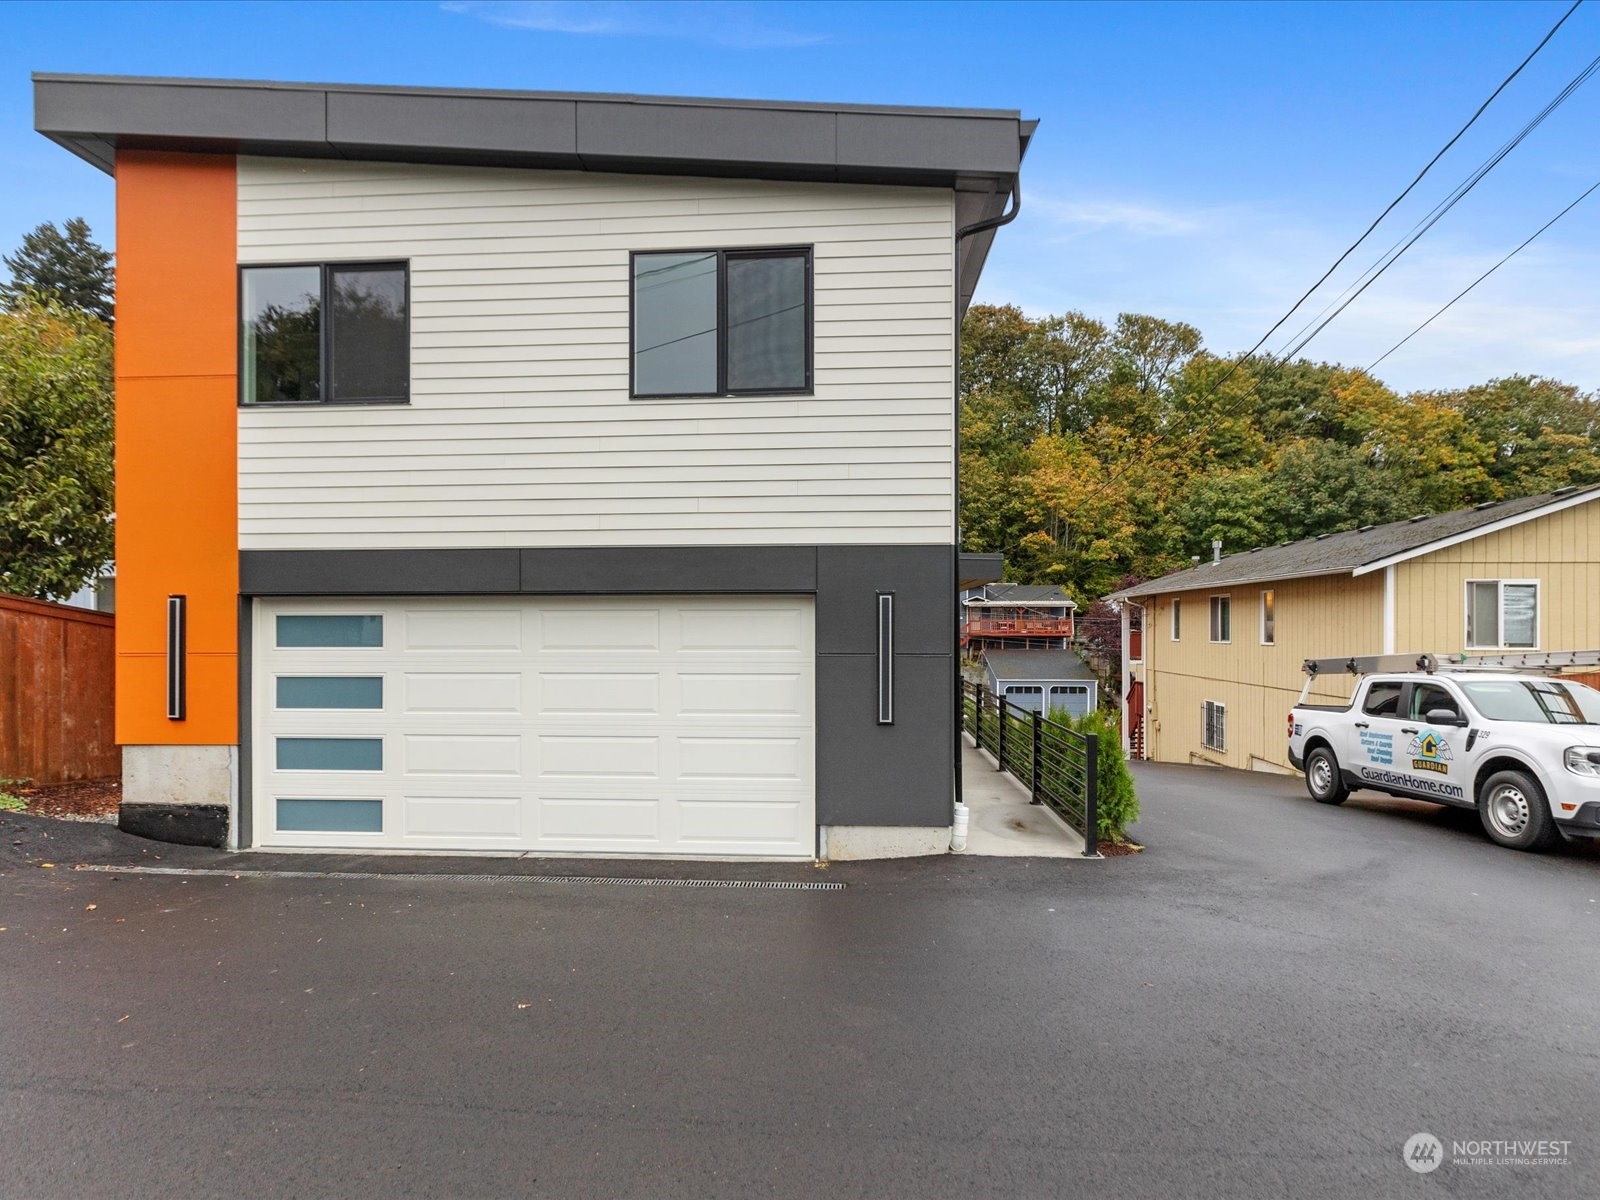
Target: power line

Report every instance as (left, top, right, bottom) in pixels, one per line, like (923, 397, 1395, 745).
(1269, 50, 1600, 365)
(1251, 0, 1584, 366)
(1367, 176, 1600, 373)
(1112, 0, 1588, 429)
(1060, 12, 1596, 510)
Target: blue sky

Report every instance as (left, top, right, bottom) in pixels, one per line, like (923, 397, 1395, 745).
(3, 0, 1598, 393)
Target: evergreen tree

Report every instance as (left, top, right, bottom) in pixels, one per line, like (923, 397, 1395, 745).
(0, 218, 114, 325)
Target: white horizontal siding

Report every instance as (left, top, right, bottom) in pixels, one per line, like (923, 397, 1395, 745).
(237, 157, 956, 549)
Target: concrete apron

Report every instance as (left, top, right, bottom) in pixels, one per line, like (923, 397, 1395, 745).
(959, 736, 1086, 858)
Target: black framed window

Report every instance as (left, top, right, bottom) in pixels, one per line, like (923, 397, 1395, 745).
(631, 248, 811, 398)
(241, 262, 409, 405)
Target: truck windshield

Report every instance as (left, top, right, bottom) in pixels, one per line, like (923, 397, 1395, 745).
(1459, 679, 1600, 725)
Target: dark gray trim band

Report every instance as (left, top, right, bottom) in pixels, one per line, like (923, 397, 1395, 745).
(34, 75, 1026, 184)
(241, 546, 819, 596)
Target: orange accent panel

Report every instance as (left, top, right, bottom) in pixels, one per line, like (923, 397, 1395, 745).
(115, 152, 238, 380)
(115, 150, 238, 746)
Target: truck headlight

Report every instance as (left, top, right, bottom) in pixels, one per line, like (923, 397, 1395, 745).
(1564, 747, 1600, 776)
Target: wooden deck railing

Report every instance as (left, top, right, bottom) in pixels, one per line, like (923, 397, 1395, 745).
(962, 616, 1075, 642)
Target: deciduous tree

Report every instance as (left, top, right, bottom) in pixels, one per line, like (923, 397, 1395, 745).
(0, 300, 114, 598)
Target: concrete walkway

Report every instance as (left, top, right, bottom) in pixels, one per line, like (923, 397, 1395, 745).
(959, 734, 1086, 857)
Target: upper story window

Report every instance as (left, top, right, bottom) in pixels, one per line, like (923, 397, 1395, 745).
(241, 262, 409, 406)
(631, 248, 812, 398)
(1170, 598, 1181, 641)
(1209, 595, 1231, 643)
(1465, 579, 1538, 650)
(1260, 589, 1275, 646)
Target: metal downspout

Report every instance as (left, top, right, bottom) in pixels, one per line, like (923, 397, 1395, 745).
(952, 178, 1022, 820)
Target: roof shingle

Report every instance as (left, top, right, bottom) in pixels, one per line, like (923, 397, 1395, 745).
(1110, 485, 1600, 600)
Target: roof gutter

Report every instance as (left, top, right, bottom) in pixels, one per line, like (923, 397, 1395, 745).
(950, 174, 1023, 824)
(1109, 565, 1356, 601)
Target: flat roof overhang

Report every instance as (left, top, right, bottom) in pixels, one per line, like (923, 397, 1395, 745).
(34, 74, 1034, 315)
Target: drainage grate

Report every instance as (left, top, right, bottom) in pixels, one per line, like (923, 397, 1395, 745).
(71, 864, 845, 891)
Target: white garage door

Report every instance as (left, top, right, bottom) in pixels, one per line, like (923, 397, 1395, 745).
(253, 596, 815, 857)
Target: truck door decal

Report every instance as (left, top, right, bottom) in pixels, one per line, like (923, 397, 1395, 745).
(1408, 729, 1454, 775)
(1358, 729, 1396, 764)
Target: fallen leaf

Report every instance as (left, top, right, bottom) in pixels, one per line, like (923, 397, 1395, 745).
(85, 904, 97, 911)
(116, 1014, 130, 1023)
(517, 1002, 533, 1009)
(39, 862, 54, 869)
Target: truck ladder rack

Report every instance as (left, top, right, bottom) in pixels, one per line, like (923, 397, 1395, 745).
(1303, 649, 1600, 677)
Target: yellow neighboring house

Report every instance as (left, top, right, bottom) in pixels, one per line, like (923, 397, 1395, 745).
(1108, 484, 1600, 774)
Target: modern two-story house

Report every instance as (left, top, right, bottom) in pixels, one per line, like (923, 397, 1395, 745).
(34, 74, 1031, 859)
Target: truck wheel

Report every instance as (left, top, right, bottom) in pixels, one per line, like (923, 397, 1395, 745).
(1305, 745, 1349, 805)
(1477, 769, 1558, 851)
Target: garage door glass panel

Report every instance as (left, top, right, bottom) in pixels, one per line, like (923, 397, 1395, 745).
(276, 614, 383, 648)
(276, 798, 383, 833)
(276, 737, 383, 771)
(276, 676, 384, 710)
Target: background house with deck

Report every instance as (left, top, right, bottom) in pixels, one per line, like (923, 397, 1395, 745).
(1109, 485, 1600, 773)
(960, 583, 1076, 653)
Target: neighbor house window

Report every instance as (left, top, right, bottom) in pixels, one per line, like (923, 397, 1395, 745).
(1209, 595, 1231, 643)
(1260, 589, 1275, 646)
(241, 262, 409, 405)
(1203, 700, 1226, 751)
(1171, 599, 1181, 641)
(631, 248, 812, 398)
(1465, 580, 1539, 650)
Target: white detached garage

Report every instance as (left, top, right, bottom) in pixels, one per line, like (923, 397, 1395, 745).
(255, 597, 816, 857)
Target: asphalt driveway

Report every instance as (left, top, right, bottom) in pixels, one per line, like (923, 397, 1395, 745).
(2, 765, 1598, 1200)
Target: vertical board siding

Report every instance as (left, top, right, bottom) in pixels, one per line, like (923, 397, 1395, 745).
(1394, 501, 1600, 653)
(1140, 573, 1384, 771)
(0, 595, 119, 784)
(237, 158, 956, 549)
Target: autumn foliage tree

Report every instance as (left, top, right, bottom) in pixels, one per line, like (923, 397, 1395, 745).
(960, 303, 1600, 602)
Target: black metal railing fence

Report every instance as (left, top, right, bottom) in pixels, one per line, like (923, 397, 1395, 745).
(963, 680, 1099, 856)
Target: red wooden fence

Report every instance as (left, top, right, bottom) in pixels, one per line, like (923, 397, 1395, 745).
(0, 593, 119, 785)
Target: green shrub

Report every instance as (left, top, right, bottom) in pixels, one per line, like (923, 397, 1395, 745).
(0, 793, 26, 812)
(1057, 705, 1140, 845)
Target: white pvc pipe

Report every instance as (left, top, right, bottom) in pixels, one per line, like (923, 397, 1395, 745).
(950, 801, 970, 852)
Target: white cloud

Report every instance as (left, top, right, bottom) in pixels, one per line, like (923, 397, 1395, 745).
(1028, 193, 1207, 239)
(441, 1, 827, 49)
(977, 195, 1600, 394)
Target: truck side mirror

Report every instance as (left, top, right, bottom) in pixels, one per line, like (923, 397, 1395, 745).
(1426, 708, 1467, 727)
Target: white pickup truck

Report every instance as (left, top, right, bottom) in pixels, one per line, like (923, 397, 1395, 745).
(1288, 662, 1600, 851)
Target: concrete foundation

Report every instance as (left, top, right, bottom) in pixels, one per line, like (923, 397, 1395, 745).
(822, 825, 952, 861)
(123, 744, 236, 807)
